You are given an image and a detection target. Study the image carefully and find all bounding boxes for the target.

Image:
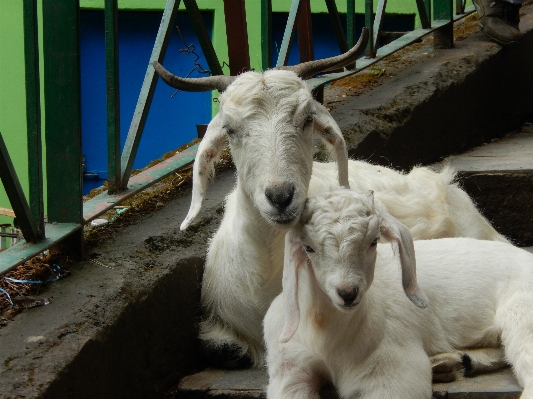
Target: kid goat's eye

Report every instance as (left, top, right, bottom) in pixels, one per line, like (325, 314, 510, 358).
(304, 245, 315, 253)
(370, 239, 378, 247)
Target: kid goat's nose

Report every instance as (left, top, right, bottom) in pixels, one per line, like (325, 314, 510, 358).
(337, 287, 358, 305)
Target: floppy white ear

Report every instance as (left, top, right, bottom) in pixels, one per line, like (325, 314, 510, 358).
(378, 206, 428, 309)
(279, 231, 308, 343)
(180, 113, 227, 230)
(313, 101, 349, 189)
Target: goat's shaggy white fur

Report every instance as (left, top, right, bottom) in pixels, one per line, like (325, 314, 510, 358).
(189, 69, 508, 366)
(264, 189, 532, 399)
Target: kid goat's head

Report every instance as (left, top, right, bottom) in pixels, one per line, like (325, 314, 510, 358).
(279, 188, 428, 343)
(153, 29, 369, 230)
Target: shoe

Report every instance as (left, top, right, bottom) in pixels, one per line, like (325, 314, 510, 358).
(472, 0, 523, 45)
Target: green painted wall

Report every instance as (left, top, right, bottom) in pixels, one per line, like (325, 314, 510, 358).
(0, 0, 424, 225)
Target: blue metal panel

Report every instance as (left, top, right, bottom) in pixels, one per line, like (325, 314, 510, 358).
(272, 12, 414, 66)
(79, 11, 213, 194)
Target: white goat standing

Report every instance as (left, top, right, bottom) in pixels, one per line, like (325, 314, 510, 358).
(154, 30, 508, 367)
(264, 188, 533, 399)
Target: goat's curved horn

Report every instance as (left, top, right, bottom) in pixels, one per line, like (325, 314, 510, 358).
(152, 61, 237, 92)
(276, 27, 369, 80)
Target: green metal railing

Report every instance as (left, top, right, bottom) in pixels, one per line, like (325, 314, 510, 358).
(0, 0, 473, 274)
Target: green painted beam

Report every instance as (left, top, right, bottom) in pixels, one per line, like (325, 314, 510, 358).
(324, 0, 349, 54)
(0, 133, 40, 243)
(307, 6, 475, 89)
(183, 0, 224, 76)
(84, 142, 199, 222)
(120, 0, 182, 188)
(23, 0, 45, 239)
(276, 0, 300, 67)
(346, 0, 356, 48)
(0, 223, 81, 275)
(42, 0, 83, 225)
(261, 0, 273, 70)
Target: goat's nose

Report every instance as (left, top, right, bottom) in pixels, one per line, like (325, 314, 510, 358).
(265, 183, 295, 211)
(337, 287, 358, 305)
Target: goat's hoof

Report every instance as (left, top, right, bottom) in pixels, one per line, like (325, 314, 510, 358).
(201, 342, 253, 369)
(431, 352, 464, 382)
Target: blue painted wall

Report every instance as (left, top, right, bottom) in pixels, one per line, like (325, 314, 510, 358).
(80, 10, 213, 193)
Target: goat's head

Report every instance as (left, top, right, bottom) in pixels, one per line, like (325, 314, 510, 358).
(153, 29, 369, 230)
(279, 188, 428, 343)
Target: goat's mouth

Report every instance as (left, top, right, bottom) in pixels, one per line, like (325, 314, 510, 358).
(263, 207, 301, 229)
(337, 300, 361, 311)
(263, 208, 301, 228)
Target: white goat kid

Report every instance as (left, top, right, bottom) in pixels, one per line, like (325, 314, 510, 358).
(264, 188, 533, 399)
(154, 30, 507, 367)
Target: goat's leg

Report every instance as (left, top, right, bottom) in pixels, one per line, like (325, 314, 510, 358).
(342, 345, 432, 399)
(461, 347, 508, 377)
(430, 352, 463, 382)
(430, 347, 507, 382)
(266, 345, 324, 399)
(496, 293, 533, 399)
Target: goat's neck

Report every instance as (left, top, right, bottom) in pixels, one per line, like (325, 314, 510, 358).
(298, 266, 384, 360)
(233, 182, 286, 246)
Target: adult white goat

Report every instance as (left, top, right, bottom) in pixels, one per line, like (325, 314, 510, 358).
(264, 188, 532, 399)
(154, 29, 508, 367)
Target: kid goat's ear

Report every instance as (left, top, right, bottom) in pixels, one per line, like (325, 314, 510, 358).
(181, 113, 226, 231)
(378, 206, 428, 309)
(279, 231, 308, 343)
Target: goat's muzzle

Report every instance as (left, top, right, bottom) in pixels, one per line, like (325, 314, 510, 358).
(265, 183, 295, 212)
(337, 287, 359, 308)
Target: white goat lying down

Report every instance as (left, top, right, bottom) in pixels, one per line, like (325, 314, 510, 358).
(264, 188, 533, 399)
(154, 29, 508, 367)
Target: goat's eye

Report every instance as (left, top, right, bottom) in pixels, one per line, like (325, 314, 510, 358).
(223, 125, 236, 136)
(370, 238, 378, 247)
(304, 245, 315, 253)
(303, 114, 314, 129)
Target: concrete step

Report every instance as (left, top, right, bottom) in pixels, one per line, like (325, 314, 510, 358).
(442, 121, 533, 246)
(171, 367, 522, 399)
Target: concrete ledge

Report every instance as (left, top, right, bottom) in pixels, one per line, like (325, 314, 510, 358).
(444, 123, 533, 245)
(173, 368, 522, 399)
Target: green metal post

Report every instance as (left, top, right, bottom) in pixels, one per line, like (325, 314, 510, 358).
(261, 0, 273, 70)
(42, 0, 83, 255)
(365, 0, 375, 57)
(23, 0, 44, 238)
(347, 0, 356, 48)
(105, 0, 122, 194)
(433, 0, 453, 48)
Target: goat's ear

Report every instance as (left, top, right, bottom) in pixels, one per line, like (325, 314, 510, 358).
(279, 231, 307, 343)
(180, 113, 226, 230)
(312, 100, 350, 189)
(378, 207, 428, 309)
